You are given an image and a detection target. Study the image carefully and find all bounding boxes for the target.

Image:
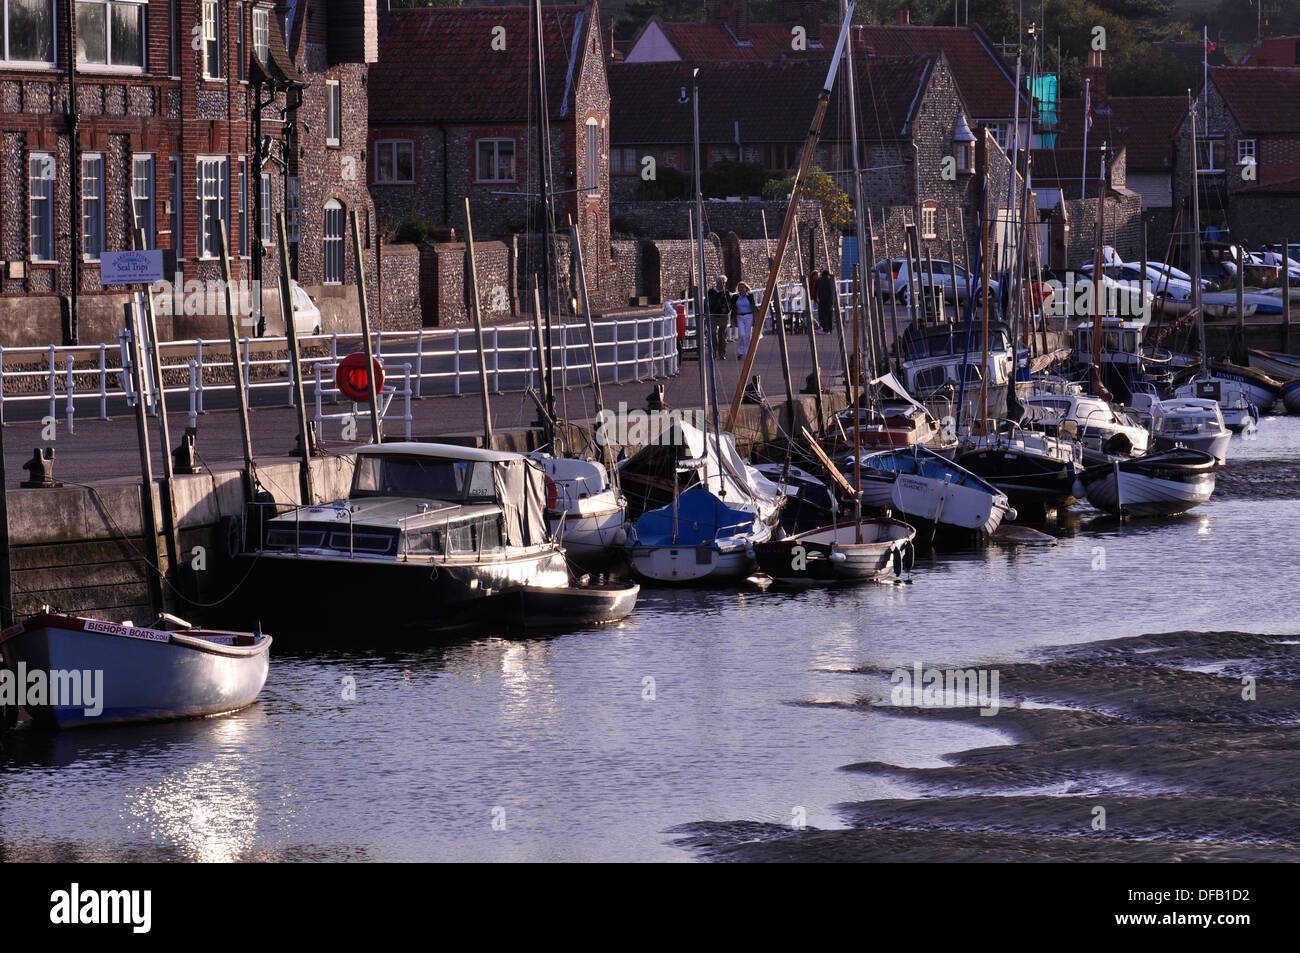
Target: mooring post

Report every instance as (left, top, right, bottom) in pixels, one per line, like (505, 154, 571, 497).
(276, 212, 316, 504)
(125, 300, 166, 617)
(350, 209, 384, 445)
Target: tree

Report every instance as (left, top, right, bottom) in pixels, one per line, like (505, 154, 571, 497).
(762, 166, 854, 230)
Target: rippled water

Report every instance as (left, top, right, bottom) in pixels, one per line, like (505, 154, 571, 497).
(3, 418, 1298, 862)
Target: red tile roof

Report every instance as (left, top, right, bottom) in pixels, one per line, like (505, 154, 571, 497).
(371, 6, 593, 125)
(1050, 96, 1184, 172)
(650, 20, 835, 62)
(853, 24, 1025, 120)
(608, 54, 934, 146)
(1211, 66, 1300, 135)
(1239, 36, 1300, 67)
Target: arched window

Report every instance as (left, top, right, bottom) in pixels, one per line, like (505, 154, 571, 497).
(323, 199, 344, 284)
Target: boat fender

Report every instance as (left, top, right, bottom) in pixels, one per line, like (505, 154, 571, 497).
(828, 551, 848, 563)
(545, 476, 559, 512)
(893, 540, 915, 576)
(220, 514, 245, 560)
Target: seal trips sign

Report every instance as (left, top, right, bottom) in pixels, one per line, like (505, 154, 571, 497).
(100, 250, 166, 285)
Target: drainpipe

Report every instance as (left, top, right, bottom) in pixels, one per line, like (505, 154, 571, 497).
(66, 0, 79, 344)
(440, 124, 449, 225)
(734, 120, 741, 162)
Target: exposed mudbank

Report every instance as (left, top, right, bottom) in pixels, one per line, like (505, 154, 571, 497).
(674, 630, 1300, 861)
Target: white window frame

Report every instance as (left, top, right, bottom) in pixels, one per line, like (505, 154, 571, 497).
(132, 153, 155, 249)
(326, 80, 341, 147)
(28, 152, 54, 262)
(373, 139, 414, 184)
(921, 205, 937, 241)
(3, 0, 58, 67)
(75, 0, 147, 72)
(1237, 138, 1257, 166)
(197, 155, 230, 259)
(323, 199, 344, 285)
(585, 119, 599, 194)
(259, 171, 274, 246)
(202, 0, 222, 80)
(475, 138, 515, 183)
(81, 153, 104, 261)
(168, 155, 183, 259)
(252, 6, 268, 64)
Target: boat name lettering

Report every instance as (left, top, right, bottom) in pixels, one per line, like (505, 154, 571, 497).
(83, 620, 171, 643)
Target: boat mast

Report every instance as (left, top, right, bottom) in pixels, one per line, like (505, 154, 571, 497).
(1189, 92, 1207, 378)
(533, 0, 557, 442)
(840, 2, 874, 382)
(725, 2, 856, 431)
(691, 67, 723, 493)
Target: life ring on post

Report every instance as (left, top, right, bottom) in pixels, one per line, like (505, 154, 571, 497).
(336, 352, 384, 402)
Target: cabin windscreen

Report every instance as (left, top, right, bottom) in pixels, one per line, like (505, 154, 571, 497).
(352, 454, 496, 501)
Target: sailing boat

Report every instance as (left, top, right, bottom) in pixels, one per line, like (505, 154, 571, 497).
(754, 267, 917, 584)
(520, 0, 628, 573)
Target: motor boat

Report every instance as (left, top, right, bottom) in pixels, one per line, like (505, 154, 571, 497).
(530, 453, 627, 571)
(954, 423, 1083, 516)
(0, 611, 270, 729)
(1021, 392, 1150, 457)
(243, 443, 634, 634)
(1147, 397, 1231, 464)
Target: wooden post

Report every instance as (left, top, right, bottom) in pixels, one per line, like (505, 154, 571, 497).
(761, 211, 796, 430)
(851, 263, 863, 544)
(0, 366, 11, 627)
(350, 209, 383, 444)
(1285, 236, 1292, 349)
(1236, 246, 1246, 362)
(125, 300, 166, 617)
(569, 219, 604, 413)
(793, 223, 824, 427)
(135, 229, 179, 602)
(463, 200, 493, 446)
(979, 188, 993, 430)
(219, 228, 256, 499)
(276, 212, 315, 504)
(881, 211, 903, 377)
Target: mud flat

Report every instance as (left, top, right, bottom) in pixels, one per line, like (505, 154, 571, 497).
(674, 630, 1300, 861)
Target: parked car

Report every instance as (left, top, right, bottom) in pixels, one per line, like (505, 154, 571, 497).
(872, 258, 1000, 310)
(288, 280, 322, 336)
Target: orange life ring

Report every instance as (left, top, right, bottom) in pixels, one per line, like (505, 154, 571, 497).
(336, 352, 384, 402)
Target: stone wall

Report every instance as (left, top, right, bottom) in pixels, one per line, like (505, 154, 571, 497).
(419, 240, 513, 328)
(379, 242, 421, 331)
(1061, 191, 1145, 267)
(611, 199, 826, 239)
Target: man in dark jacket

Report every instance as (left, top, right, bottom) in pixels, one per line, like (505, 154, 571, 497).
(814, 268, 838, 333)
(707, 275, 733, 360)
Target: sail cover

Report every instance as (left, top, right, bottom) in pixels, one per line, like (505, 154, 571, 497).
(495, 459, 550, 546)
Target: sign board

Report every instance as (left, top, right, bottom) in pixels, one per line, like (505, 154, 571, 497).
(101, 250, 166, 285)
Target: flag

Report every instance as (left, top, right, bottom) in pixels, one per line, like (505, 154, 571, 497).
(1084, 82, 1093, 133)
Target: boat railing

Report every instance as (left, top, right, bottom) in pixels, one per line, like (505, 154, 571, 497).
(0, 314, 681, 429)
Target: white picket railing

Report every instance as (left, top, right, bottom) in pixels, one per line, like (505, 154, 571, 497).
(0, 312, 680, 429)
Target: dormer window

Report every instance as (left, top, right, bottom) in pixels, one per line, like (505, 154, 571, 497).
(953, 116, 976, 174)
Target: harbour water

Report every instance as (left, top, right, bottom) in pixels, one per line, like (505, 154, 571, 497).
(2, 418, 1298, 862)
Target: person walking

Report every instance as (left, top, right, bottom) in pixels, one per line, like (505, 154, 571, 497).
(733, 281, 757, 359)
(707, 274, 733, 360)
(814, 267, 838, 334)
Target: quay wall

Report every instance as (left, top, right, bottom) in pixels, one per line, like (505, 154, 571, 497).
(2, 393, 840, 626)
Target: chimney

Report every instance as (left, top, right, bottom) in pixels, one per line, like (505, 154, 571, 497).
(1083, 50, 1107, 107)
(707, 0, 750, 41)
(895, 9, 910, 25)
(778, 1, 821, 31)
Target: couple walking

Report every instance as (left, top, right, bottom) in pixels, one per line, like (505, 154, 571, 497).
(706, 275, 757, 361)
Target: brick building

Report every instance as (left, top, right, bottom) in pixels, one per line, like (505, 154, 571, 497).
(368, 2, 614, 314)
(0, 0, 377, 347)
(1174, 67, 1300, 251)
